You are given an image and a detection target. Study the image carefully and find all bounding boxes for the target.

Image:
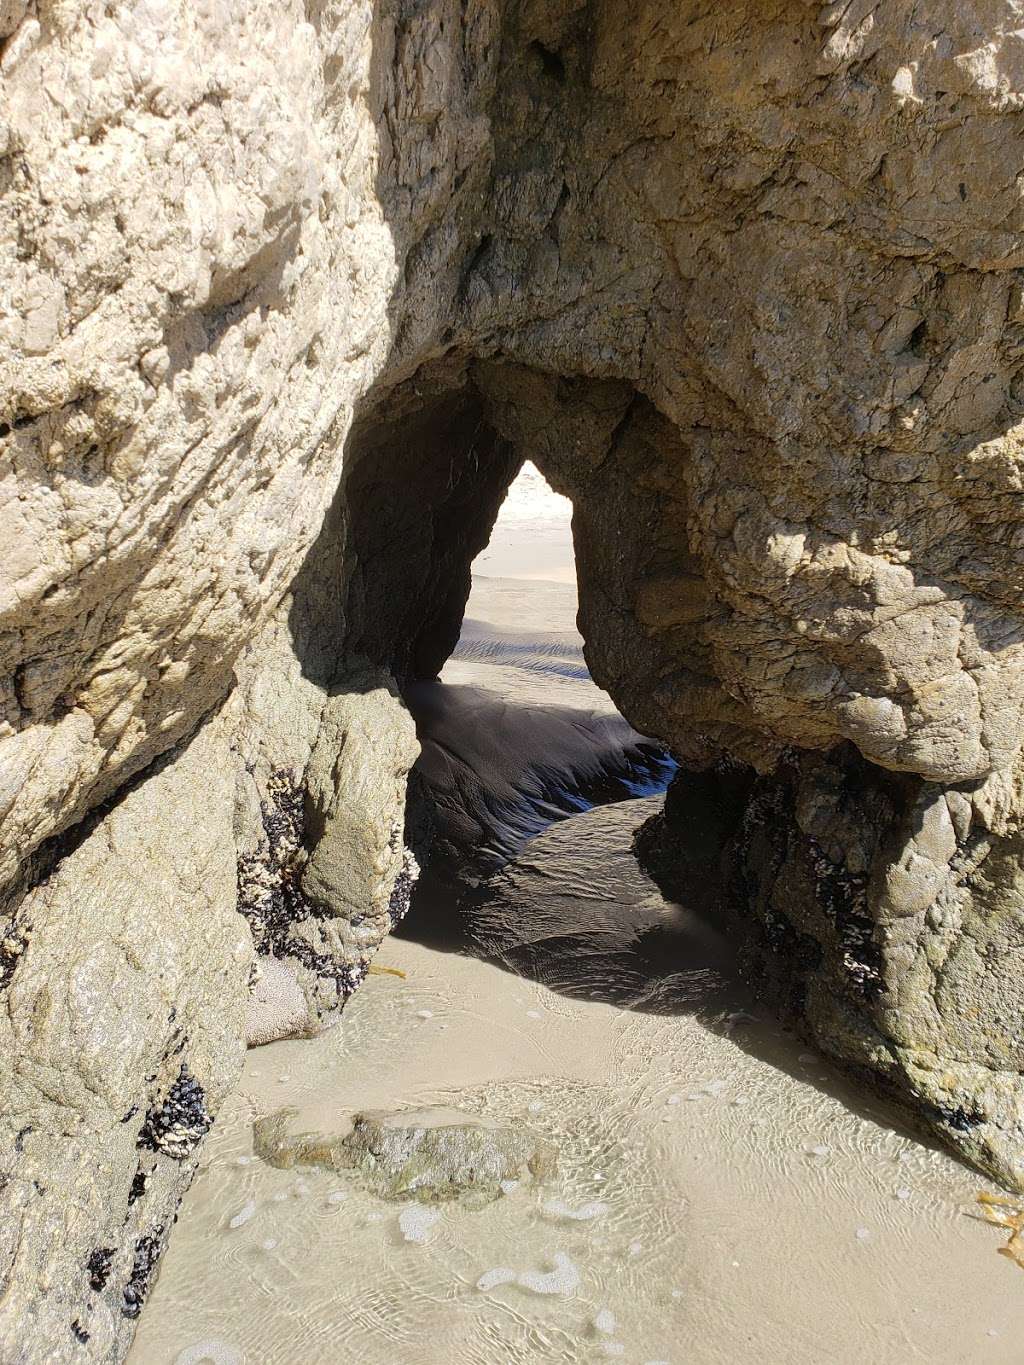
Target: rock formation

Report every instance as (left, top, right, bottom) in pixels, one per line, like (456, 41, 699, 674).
(3, 0, 1024, 1356)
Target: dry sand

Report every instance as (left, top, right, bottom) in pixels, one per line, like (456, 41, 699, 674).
(129, 465, 1024, 1364)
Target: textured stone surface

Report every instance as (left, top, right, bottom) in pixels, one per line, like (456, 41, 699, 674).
(230, 627, 420, 1038)
(254, 1104, 556, 1206)
(4, 0, 1024, 1353)
(0, 716, 251, 1360)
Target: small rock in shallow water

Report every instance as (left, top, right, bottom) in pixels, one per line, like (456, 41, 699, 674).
(254, 1105, 557, 1208)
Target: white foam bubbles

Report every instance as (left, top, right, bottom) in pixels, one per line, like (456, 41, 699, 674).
(227, 1200, 257, 1229)
(540, 1198, 609, 1222)
(398, 1206, 440, 1244)
(476, 1252, 581, 1296)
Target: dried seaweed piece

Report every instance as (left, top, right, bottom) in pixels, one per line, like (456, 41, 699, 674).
(976, 1191, 1024, 1269)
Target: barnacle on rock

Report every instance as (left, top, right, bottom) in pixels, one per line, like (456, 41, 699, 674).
(137, 1066, 212, 1160)
(237, 770, 419, 1006)
(121, 1229, 164, 1319)
(85, 1247, 114, 1293)
(386, 843, 420, 931)
(0, 918, 30, 990)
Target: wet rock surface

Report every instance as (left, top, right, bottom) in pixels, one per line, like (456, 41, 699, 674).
(0, 718, 251, 1361)
(253, 1105, 557, 1207)
(642, 757, 1024, 1190)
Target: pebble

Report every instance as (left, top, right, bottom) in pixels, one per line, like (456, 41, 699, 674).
(260, 1238, 278, 1251)
(595, 1309, 616, 1334)
(234, 1156, 253, 1167)
(895, 1187, 912, 1201)
(807, 1144, 830, 1158)
(628, 1240, 643, 1256)
(527, 1101, 543, 1114)
(731, 1096, 750, 1107)
(855, 1227, 871, 1241)
(665, 1095, 681, 1106)
(228, 1200, 257, 1229)
(416, 1010, 433, 1020)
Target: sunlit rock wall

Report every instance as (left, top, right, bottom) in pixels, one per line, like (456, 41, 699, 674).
(3, 0, 1024, 1356)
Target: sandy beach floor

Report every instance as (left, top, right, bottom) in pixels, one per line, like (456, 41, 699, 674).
(129, 465, 1024, 1365)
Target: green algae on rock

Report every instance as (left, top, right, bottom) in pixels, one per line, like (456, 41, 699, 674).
(253, 1105, 557, 1208)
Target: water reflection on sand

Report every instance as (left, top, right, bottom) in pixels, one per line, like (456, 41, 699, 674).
(130, 484, 1024, 1365)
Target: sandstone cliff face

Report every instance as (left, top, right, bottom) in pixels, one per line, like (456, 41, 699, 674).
(3, 0, 1024, 1356)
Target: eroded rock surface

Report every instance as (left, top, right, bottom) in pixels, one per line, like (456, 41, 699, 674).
(4, 0, 1024, 1355)
(0, 717, 251, 1359)
(254, 1104, 556, 1207)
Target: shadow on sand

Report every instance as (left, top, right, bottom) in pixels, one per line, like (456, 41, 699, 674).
(397, 716, 952, 1162)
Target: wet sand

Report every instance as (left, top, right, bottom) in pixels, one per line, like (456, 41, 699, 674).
(130, 466, 1024, 1364)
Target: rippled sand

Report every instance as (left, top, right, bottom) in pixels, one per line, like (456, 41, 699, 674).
(131, 795, 1022, 1364)
(130, 468, 1024, 1363)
